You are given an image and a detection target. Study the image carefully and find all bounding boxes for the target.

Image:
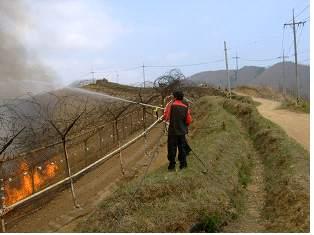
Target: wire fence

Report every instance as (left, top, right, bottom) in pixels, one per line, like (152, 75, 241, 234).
(0, 104, 159, 231)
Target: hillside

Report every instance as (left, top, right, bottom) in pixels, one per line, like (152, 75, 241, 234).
(250, 62, 310, 99)
(188, 62, 310, 99)
(187, 66, 265, 87)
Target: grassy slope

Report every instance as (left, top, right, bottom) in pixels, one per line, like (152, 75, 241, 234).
(223, 96, 309, 232)
(75, 96, 255, 232)
(75, 92, 309, 232)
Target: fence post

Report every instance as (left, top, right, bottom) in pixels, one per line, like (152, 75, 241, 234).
(130, 112, 133, 132)
(118, 141, 125, 176)
(115, 118, 125, 176)
(142, 107, 148, 158)
(98, 128, 103, 155)
(31, 164, 35, 193)
(112, 121, 115, 145)
(122, 117, 125, 140)
(62, 140, 80, 208)
(84, 140, 88, 167)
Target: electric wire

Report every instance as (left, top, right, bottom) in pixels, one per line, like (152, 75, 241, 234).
(145, 59, 225, 68)
(294, 5, 310, 19)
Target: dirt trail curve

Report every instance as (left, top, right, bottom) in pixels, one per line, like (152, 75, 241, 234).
(236, 92, 310, 151)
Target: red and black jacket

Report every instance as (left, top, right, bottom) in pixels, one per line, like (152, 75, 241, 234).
(163, 99, 192, 135)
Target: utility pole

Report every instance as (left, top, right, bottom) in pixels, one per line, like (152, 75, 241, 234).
(91, 71, 95, 83)
(116, 71, 119, 83)
(284, 9, 306, 102)
(224, 41, 231, 97)
(277, 51, 289, 95)
(232, 52, 240, 82)
(91, 65, 95, 83)
(142, 63, 146, 88)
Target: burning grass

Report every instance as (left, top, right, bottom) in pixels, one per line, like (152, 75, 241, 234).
(75, 96, 256, 232)
(223, 96, 309, 232)
(4, 160, 59, 206)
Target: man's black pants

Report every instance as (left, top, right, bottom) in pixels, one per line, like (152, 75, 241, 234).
(167, 134, 187, 166)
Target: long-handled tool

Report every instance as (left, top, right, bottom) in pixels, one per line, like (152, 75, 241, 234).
(185, 139, 209, 174)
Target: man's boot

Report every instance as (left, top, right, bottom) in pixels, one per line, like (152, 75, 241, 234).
(179, 162, 187, 170)
(168, 162, 176, 171)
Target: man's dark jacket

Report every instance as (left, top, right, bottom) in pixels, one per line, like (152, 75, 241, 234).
(163, 99, 192, 135)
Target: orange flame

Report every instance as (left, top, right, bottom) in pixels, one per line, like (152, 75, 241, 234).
(4, 161, 59, 206)
(33, 162, 58, 192)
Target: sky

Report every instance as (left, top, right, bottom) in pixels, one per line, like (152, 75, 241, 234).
(21, 0, 310, 86)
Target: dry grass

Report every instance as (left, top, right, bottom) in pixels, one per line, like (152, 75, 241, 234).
(279, 97, 310, 113)
(223, 96, 309, 232)
(75, 96, 255, 232)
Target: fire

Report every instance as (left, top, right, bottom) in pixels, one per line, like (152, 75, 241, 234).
(33, 162, 58, 191)
(4, 160, 59, 206)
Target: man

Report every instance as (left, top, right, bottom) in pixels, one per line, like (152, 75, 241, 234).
(163, 90, 192, 170)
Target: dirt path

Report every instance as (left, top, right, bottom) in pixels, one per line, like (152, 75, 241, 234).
(6, 124, 168, 232)
(236, 92, 309, 151)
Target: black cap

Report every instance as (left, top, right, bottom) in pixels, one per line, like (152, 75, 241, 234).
(173, 90, 184, 100)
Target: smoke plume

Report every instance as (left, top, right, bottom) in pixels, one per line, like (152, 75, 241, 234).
(0, 0, 56, 99)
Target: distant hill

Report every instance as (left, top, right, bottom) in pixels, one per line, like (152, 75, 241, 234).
(250, 62, 310, 99)
(234, 66, 265, 86)
(187, 62, 310, 99)
(187, 66, 265, 88)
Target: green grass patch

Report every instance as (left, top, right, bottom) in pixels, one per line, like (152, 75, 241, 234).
(75, 96, 255, 232)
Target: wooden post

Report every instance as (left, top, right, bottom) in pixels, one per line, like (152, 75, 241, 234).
(122, 117, 125, 140)
(31, 165, 35, 193)
(118, 141, 125, 176)
(98, 128, 103, 155)
(130, 112, 133, 132)
(62, 140, 80, 208)
(84, 140, 88, 166)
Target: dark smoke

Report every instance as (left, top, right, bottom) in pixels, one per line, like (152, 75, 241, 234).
(0, 0, 56, 99)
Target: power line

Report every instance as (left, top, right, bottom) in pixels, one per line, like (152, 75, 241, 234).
(240, 57, 280, 62)
(296, 23, 305, 51)
(287, 24, 304, 55)
(294, 5, 309, 19)
(92, 66, 142, 74)
(232, 52, 240, 81)
(285, 4, 309, 23)
(145, 59, 224, 68)
(302, 16, 310, 21)
(281, 27, 285, 55)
